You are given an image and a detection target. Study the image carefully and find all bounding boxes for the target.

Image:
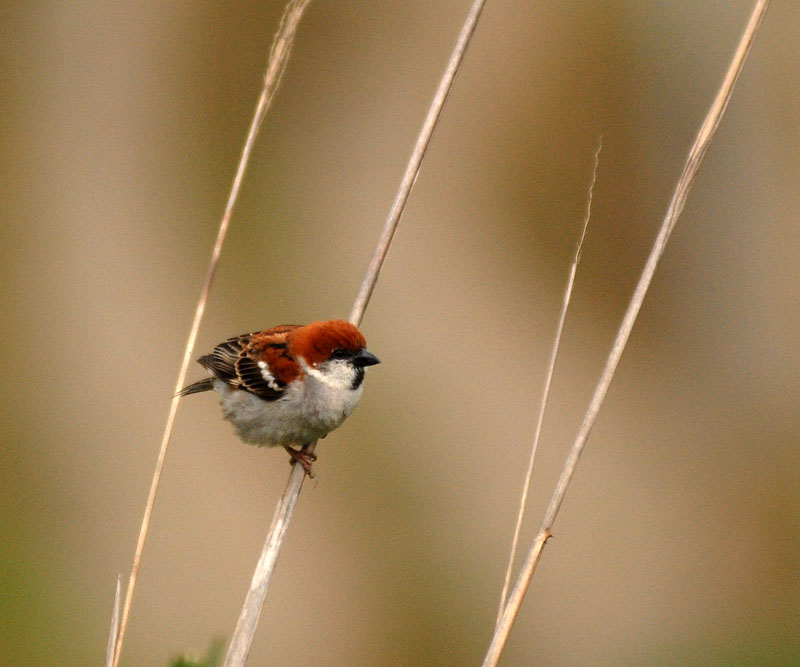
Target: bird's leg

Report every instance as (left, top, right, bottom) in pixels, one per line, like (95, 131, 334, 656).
(284, 445, 317, 478)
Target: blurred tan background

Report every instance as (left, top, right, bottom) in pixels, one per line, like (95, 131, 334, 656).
(2, 1, 798, 665)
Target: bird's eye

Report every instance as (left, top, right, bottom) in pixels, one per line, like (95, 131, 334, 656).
(330, 348, 350, 360)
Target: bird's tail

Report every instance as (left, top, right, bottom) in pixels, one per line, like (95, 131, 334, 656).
(176, 378, 214, 397)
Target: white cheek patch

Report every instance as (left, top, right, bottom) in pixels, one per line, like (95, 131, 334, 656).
(297, 357, 326, 382)
(298, 357, 352, 389)
(257, 360, 282, 392)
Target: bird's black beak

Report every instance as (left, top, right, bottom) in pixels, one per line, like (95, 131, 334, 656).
(353, 348, 380, 367)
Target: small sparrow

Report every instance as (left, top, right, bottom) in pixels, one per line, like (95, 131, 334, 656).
(179, 320, 379, 475)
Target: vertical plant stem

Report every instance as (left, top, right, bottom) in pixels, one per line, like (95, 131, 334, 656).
(105, 576, 121, 667)
(223, 469, 307, 666)
(112, 2, 312, 665)
(349, 0, 488, 327)
(223, 1, 488, 664)
(482, 2, 770, 665)
(496, 138, 600, 625)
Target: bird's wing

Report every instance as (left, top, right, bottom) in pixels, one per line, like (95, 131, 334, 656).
(197, 325, 303, 401)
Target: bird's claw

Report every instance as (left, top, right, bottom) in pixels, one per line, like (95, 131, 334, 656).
(284, 446, 317, 478)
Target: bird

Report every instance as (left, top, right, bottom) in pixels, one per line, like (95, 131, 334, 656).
(179, 320, 379, 475)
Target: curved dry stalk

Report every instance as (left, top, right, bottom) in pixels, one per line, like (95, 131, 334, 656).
(222, 1, 488, 664)
(111, 2, 312, 665)
(495, 138, 601, 625)
(482, 2, 771, 665)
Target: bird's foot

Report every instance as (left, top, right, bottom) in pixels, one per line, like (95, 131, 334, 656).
(284, 445, 317, 478)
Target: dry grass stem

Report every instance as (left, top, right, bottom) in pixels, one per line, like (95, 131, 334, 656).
(350, 0, 488, 327)
(223, 0, 488, 663)
(111, 1, 312, 664)
(483, 1, 771, 665)
(495, 138, 601, 625)
(105, 576, 121, 667)
(223, 470, 308, 666)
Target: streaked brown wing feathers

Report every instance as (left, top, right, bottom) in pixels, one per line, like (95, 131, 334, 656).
(234, 354, 285, 401)
(195, 326, 302, 401)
